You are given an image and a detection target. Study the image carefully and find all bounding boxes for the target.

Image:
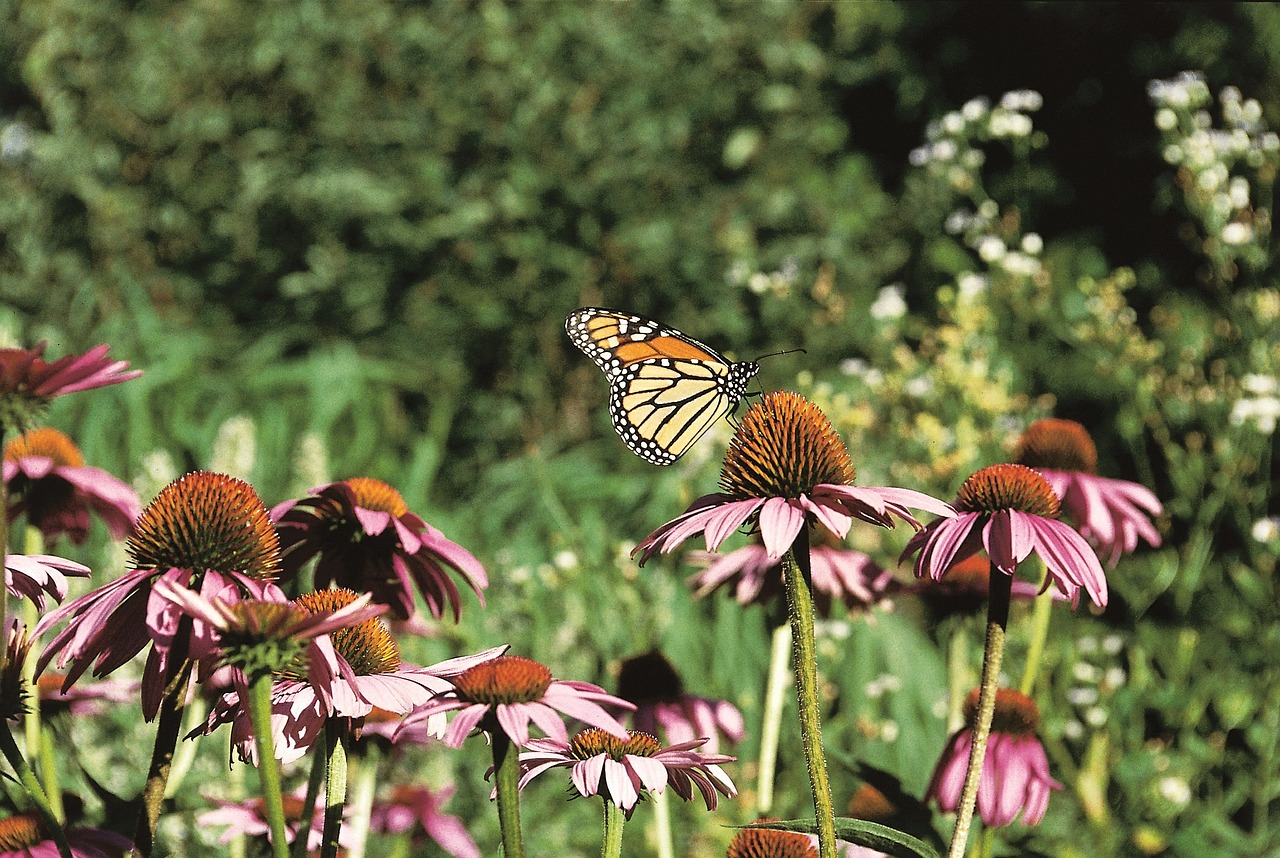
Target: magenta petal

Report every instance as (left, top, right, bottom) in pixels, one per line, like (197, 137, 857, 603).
(494, 703, 533, 747)
(524, 701, 570, 744)
(758, 497, 804, 559)
(702, 499, 764, 552)
(442, 703, 489, 748)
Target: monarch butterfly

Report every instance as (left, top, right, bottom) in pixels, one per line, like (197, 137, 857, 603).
(566, 307, 760, 465)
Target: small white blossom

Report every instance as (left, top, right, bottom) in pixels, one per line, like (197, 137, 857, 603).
(976, 236, 1006, 262)
(908, 146, 930, 166)
(962, 97, 989, 122)
(839, 358, 869, 377)
(904, 376, 932, 398)
(1000, 252, 1041, 276)
(957, 272, 988, 299)
(553, 550, 578, 570)
(1084, 706, 1109, 727)
(1222, 222, 1254, 246)
(870, 284, 907, 321)
(1021, 233, 1044, 255)
(1072, 662, 1100, 683)
(1102, 634, 1125, 655)
(1158, 776, 1192, 809)
(1063, 720, 1085, 741)
(1252, 516, 1280, 543)
(1155, 108, 1179, 131)
(942, 112, 965, 134)
(747, 272, 771, 295)
(1068, 687, 1099, 707)
(1242, 374, 1278, 395)
(931, 139, 958, 162)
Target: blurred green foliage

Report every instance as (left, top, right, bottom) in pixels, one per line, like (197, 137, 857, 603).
(2, 2, 1279, 857)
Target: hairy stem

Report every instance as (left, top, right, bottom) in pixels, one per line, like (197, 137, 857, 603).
(245, 672, 290, 858)
(601, 799, 626, 858)
(782, 528, 836, 858)
(492, 731, 525, 858)
(946, 566, 1012, 858)
(132, 653, 191, 857)
(320, 720, 347, 858)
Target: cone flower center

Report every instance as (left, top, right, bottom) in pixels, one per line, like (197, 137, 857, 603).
(127, 471, 281, 578)
(719, 391, 855, 500)
(1016, 418, 1098, 473)
(345, 477, 409, 518)
(963, 687, 1041, 735)
(294, 589, 399, 675)
(3, 427, 85, 468)
(569, 727, 661, 761)
(847, 783, 897, 821)
(727, 819, 818, 858)
(0, 813, 43, 849)
(222, 601, 309, 642)
(452, 655, 552, 704)
(616, 651, 683, 705)
(953, 464, 1060, 518)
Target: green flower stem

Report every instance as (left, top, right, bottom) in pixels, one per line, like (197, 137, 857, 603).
(321, 720, 348, 858)
(0, 423, 9, 677)
(0, 720, 72, 858)
(1018, 577, 1053, 696)
(946, 567, 1012, 858)
(651, 786, 673, 858)
(245, 672, 290, 858)
(601, 799, 626, 858)
(291, 735, 329, 858)
(228, 736, 247, 858)
(22, 527, 43, 764)
(38, 729, 63, 823)
(756, 622, 791, 814)
(344, 745, 380, 858)
(132, 637, 192, 858)
(946, 620, 972, 733)
(782, 529, 836, 858)
(491, 730, 525, 858)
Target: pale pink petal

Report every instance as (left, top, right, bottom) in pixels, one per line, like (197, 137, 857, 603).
(758, 497, 805, 559)
(702, 499, 765, 552)
(603, 759, 641, 810)
(626, 755, 669, 793)
(573, 755, 606, 798)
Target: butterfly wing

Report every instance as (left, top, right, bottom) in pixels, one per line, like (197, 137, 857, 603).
(566, 308, 759, 465)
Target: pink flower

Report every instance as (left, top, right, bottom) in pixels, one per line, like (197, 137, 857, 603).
(6, 553, 89, 610)
(518, 729, 736, 819)
(0, 813, 132, 857)
(4, 428, 141, 544)
(397, 655, 632, 749)
(198, 787, 344, 852)
(35, 472, 283, 719)
(370, 785, 480, 858)
(926, 689, 1062, 827)
(36, 672, 137, 718)
(687, 539, 894, 614)
(616, 651, 744, 755)
(1016, 418, 1162, 566)
(0, 343, 139, 399)
(635, 393, 953, 566)
(273, 478, 487, 621)
(903, 464, 1108, 609)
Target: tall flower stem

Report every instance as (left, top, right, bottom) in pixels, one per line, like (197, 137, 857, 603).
(0, 720, 71, 858)
(601, 799, 626, 858)
(651, 786, 673, 858)
(132, 638, 192, 858)
(291, 737, 329, 858)
(946, 621, 972, 733)
(491, 731, 525, 858)
(946, 567, 1013, 858)
(782, 528, 836, 858)
(22, 526, 44, 765)
(756, 622, 791, 814)
(245, 672, 290, 858)
(1018, 573, 1053, 695)
(321, 720, 348, 858)
(344, 746, 380, 858)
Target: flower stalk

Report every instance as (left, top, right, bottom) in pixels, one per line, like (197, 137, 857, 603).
(245, 671, 290, 858)
(946, 565, 1012, 858)
(782, 529, 836, 858)
(132, 635, 192, 857)
(321, 720, 348, 858)
(0, 719, 72, 858)
(492, 730, 525, 858)
(756, 622, 791, 814)
(601, 799, 626, 858)
(344, 745, 379, 858)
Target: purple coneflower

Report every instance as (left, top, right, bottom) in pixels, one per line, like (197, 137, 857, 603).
(6, 554, 89, 611)
(1016, 418, 1162, 566)
(0, 812, 131, 858)
(903, 463, 1108, 609)
(635, 392, 954, 564)
(35, 472, 283, 719)
(688, 536, 894, 615)
(0, 342, 139, 434)
(398, 654, 631, 749)
(615, 651, 744, 755)
(4, 428, 141, 545)
(369, 785, 480, 858)
(273, 478, 487, 621)
(926, 688, 1062, 827)
(198, 788, 342, 852)
(519, 728, 736, 818)
(728, 819, 818, 857)
(198, 589, 504, 764)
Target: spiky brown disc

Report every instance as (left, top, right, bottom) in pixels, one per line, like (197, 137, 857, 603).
(345, 477, 409, 517)
(953, 464, 1060, 518)
(452, 655, 552, 704)
(726, 820, 818, 858)
(963, 687, 1041, 735)
(1015, 418, 1098, 474)
(4, 427, 84, 467)
(719, 391, 855, 500)
(294, 588, 399, 675)
(127, 472, 281, 578)
(569, 727, 661, 761)
(0, 813, 43, 850)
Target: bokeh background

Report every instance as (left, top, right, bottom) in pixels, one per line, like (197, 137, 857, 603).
(2, 2, 1278, 856)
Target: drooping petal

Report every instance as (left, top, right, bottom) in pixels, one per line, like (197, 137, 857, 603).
(757, 497, 804, 559)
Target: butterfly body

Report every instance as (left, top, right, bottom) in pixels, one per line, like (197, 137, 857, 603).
(566, 307, 759, 465)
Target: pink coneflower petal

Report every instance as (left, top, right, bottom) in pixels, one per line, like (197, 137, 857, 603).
(759, 497, 805, 559)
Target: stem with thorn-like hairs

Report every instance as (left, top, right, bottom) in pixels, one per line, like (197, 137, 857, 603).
(132, 633, 192, 858)
(782, 527, 836, 858)
(946, 565, 1012, 858)
(601, 799, 625, 858)
(245, 671, 290, 858)
(491, 730, 525, 858)
(321, 720, 347, 858)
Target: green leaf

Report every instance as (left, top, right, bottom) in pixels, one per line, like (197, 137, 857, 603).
(746, 818, 942, 858)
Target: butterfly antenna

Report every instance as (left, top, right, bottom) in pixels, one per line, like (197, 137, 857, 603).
(749, 347, 806, 398)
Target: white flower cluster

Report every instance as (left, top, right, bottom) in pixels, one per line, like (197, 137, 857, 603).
(727, 256, 800, 298)
(0, 120, 32, 163)
(1230, 373, 1280, 435)
(911, 90, 1047, 285)
(1149, 72, 1277, 259)
(1061, 632, 1126, 741)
